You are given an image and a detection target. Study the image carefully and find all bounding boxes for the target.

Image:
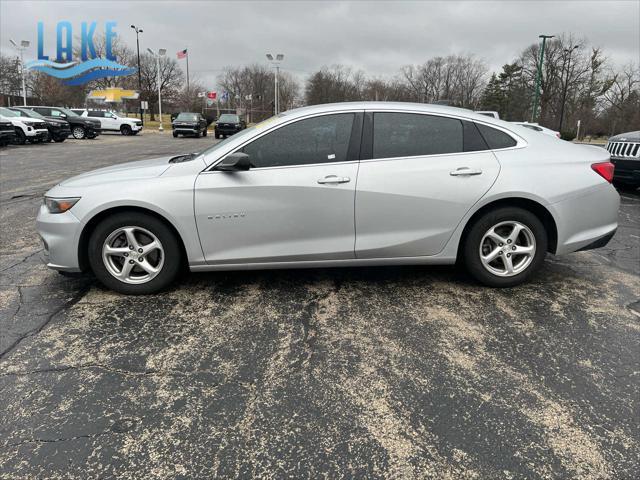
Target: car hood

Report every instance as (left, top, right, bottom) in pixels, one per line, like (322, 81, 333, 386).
(609, 131, 640, 142)
(58, 157, 173, 188)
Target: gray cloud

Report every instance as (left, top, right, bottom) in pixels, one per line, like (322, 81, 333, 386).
(1, 0, 638, 89)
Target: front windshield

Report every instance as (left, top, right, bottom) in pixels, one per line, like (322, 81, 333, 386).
(218, 114, 239, 123)
(0, 107, 19, 117)
(59, 108, 79, 117)
(176, 113, 198, 121)
(18, 108, 45, 119)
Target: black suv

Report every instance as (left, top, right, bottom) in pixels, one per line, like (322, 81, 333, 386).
(10, 107, 71, 142)
(26, 106, 101, 139)
(605, 130, 640, 188)
(0, 119, 15, 146)
(214, 114, 246, 138)
(172, 112, 208, 138)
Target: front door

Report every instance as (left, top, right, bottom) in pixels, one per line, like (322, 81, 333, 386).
(195, 112, 362, 264)
(355, 112, 501, 258)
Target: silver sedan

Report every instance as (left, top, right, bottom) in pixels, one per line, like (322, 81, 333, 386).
(36, 102, 619, 294)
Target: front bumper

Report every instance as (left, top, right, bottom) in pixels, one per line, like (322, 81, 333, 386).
(173, 125, 200, 134)
(131, 123, 143, 132)
(36, 204, 83, 272)
(215, 126, 241, 135)
(611, 157, 640, 184)
(25, 129, 49, 139)
(49, 126, 71, 138)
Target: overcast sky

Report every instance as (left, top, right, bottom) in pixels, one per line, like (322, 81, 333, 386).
(1, 0, 638, 89)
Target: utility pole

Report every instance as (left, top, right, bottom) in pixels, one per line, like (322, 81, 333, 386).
(266, 53, 284, 115)
(558, 45, 578, 133)
(9, 39, 30, 106)
(131, 25, 144, 125)
(531, 34, 554, 123)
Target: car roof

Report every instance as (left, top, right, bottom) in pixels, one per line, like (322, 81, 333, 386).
(281, 101, 507, 124)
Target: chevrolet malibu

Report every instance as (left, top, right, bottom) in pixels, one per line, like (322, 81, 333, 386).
(37, 102, 619, 294)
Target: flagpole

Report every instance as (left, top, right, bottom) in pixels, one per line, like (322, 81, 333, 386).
(186, 48, 190, 93)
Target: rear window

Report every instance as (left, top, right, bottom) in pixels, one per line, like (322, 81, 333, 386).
(476, 124, 517, 149)
(373, 113, 463, 159)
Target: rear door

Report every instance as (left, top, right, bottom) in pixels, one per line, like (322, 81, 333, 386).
(195, 112, 363, 264)
(355, 111, 502, 258)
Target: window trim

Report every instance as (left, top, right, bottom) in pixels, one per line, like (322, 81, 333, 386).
(363, 109, 526, 162)
(203, 110, 365, 173)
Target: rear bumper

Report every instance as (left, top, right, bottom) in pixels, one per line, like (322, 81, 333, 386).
(551, 183, 620, 255)
(36, 204, 83, 272)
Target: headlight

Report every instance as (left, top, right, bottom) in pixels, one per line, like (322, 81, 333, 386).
(45, 197, 80, 214)
(23, 121, 36, 127)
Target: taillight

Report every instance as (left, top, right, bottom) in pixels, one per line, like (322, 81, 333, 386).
(591, 162, 614, 183)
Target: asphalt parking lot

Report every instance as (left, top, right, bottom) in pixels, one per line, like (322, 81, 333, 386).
(1, 133, 639, 479)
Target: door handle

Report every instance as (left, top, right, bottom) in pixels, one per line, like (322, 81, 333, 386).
(317, 175, 351, 184)
(450, 167, 483, 176)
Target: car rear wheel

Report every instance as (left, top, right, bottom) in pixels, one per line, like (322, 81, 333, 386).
(463, 207, 547, 287)
(72, 126, 86, 139)
(88, 212, 182, 294)
(121, 125, 132, 136)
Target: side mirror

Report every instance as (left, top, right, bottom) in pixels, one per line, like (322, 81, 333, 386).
(60, 114, 67, 118)
(214, 152, 251, 171)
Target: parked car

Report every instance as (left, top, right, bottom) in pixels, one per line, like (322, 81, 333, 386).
(0, 107, 49, 144)
(605, 130, 640, 188)
(0, 118, 16, 146)
(172, 112, 208, 137)
(72, 109, 143, 136)
(214, 114, 246, 138)
(25, 106, 101, 139)
(10, 107, 71, 142)
(475, 111, 500, 119)
(37, 102, 619, 295)
(512, 122, 561, 139)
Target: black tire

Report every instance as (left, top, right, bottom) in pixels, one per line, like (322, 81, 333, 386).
(203, 128, 207, 137)
(13, 129, 26, 145)
(72, 126, 86, 139)
(88, 212, 182, 295)
(121, 125, 132, 136)
(194, 129, 200, 138)
(215, 132, 220, 139)
(462, 207, 548, 287)
(173, 131, 178, 138)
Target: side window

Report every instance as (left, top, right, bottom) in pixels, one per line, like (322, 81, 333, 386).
(476, 123, 517, 149)
(462, 121, 489, 152)
(34, 108, 51, 116)
(89, 111, 104, 117)
(242, 113, 355, 168)
(373, 113, 463, 159)
(50, 109, 64, 118)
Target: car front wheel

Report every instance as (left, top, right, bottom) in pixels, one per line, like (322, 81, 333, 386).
(121, 125, 132, 136)
(72, 126, 86, 139)
(88, 213, 182, 294)
(463, 207, 547, 287)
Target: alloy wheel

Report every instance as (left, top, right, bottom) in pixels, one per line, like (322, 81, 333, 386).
(102, 226, 164, 284)
(479, 221, 536, 277)
(72, 126, 85, 139)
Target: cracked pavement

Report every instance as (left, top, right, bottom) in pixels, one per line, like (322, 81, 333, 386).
(1, 134, 639, 479)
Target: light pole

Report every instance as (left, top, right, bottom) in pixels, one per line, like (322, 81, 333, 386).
(10, 39, 30, 106)
(147, 48, 166, 131)
(130, 25, 144, 125)
(531, 34, 554, 123)
(558, 45, 578, 133)
(266, 53, 284, 115)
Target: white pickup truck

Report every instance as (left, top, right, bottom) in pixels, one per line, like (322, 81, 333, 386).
(71, 109, 143, 136)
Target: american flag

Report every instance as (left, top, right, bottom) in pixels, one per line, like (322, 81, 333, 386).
(176, 49, 187, 59)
